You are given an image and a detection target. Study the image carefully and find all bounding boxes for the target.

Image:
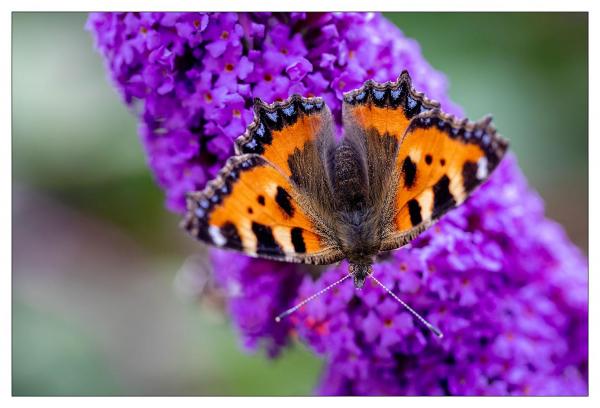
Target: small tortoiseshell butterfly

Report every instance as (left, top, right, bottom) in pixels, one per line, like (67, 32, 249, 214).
(183, 71, 508, 290)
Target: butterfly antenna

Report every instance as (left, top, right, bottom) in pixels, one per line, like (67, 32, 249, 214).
(369, 274, 444, 339)
(275, 273, 352, 322)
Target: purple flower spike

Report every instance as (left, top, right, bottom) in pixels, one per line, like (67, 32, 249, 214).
(89, 12, 587, 395)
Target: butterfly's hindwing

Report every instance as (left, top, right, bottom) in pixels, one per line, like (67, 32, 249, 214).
(185, 94, 344, 265)
(341, 71, 442, 226)
(343, 70, 440, 147)
(236, 94, 338, 230)
(236, 95, 334, 180)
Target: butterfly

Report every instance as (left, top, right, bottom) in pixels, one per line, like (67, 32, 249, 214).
(183, 71, 508, 290)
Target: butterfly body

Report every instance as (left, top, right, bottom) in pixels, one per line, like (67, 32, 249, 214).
(325, 140, 391, 287)
(183, 71, 508, 289)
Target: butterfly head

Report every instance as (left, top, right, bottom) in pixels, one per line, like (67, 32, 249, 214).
(349, 262, 372, 289)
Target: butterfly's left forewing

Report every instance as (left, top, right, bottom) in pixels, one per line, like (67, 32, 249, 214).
(381, 109, 508, 250)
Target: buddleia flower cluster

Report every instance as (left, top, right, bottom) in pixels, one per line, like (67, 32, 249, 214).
(88, 12, 588, 395)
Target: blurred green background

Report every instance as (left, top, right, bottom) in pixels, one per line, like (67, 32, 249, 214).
(12, 13, 587, 395)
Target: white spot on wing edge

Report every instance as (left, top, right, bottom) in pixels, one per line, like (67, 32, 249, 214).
(209, 225, 226, 247)
(476, 157, 488, 180)
(417, 189, 434, 220)
(239, 218, 257, 256)
(273, 226, 294, 254)
(448, 165, 466, 203)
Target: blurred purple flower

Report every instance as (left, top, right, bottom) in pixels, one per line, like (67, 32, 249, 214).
(88, 12, 588, 395)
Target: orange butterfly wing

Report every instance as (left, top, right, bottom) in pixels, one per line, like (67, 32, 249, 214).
(383, 109, 508, 250)
(184, 96, 342, 264)
(341, 71, 508, 251)
(343, 71, 440, 146)
(236, 96, 333, 178)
